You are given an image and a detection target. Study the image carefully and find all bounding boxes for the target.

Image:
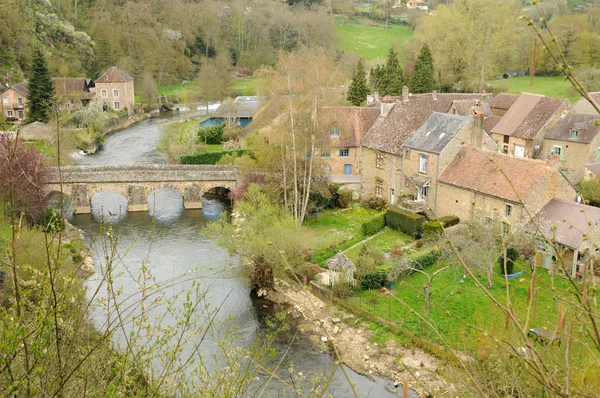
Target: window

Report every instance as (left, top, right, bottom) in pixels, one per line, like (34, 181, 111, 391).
(502, 144, 509, 154)
(331, 127, 339, 136)
(339, 148, 349, 157)
(503, 135, 509, 144)
(376, 152, 384, 168)
(101, 89, 107, 97)
(505, 204, 512, 216)
(323, 165, 331, 173)
(571, 130, 579, 138)
(114, 102, 120, 110)
(7, 110, 13, 117)
(502, 222, 510, 235)
(321, 150, 330, 158)
(2, 97, 7, 106)
(375, 179, 383, 197)
(113, 89, 119, 97)
(419, 154, 428, 173)
(17, 111, 23, 120)
(550, 145, 564, 160)
(404, 148, 411, 159)
(17, 98, 23, 106)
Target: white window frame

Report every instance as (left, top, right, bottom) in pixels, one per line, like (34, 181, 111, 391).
(375, 179, 383, 198)
(101, 89, 107, 97)
(114, 101, 120, 110)
(571, 130, 579, 138)
(17, 111, 23, 120)
(323, 165, 331, 173)
(376, 152, 384, 168)
(17, 97, 23, 106)
(419, 154, 428, 173)
(113, 89, 119, 98)
(339, 148, 349, 158)
(502, 144, 509, 154)
(331, 127, 339, 136)
(7, 110, 13, 117)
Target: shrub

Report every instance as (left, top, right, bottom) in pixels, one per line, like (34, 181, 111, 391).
(423, 221, 443, 238)
(390, 249, 440, 280)
(196, 124, 224, 144)
(385, 206, 425, 236)
(361, 195, 387, 211)
(72, 253, 83, 263)
(180, 150, 247, 165)
(498, 247, 519, 275)
(37, 208, 65, 233)
(361, 212, 386, 236)
(298, 263, 324, 281)
(438, 215, 460, 227)
(361, 269, 387, 290)
(390, 246, 404, 258)
(336, 189, 353, 208)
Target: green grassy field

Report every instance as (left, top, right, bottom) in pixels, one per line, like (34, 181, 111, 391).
(335, 21, 414, 62)
(229, 77, 257, 96)
(345, 228, 411, 263)
(487, 76, 580, 102)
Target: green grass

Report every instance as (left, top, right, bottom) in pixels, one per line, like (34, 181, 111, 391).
(157, 77, 257, 101)
(335, 21, 414, 62)
(157, 82, 193, 97)
(487, 76, 580, 103)
(345, 228, 411, 263)
(229, 77, 257, 96)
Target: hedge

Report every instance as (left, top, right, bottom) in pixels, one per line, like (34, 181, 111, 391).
(361, 212, 386, 236)
(438, 215, 460, 227)
(423, 221, 442, 238)
(180, 150, 247, 165)
(197, 124, 224, 144)
(385, 206, 425, 235)
(361, 270, 387, 290)
(408, 249, 440, 272)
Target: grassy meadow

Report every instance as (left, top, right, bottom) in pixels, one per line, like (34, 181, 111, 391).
(487, 76, 580, 102)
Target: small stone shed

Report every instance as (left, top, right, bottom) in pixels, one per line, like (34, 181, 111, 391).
(327, 252, 356, 286)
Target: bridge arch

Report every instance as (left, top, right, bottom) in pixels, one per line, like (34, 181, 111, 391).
(90, 190, 129, 221)
(45, 191, 73, 219)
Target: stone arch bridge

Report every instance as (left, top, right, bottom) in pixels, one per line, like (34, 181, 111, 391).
(47, 164, 238, 214)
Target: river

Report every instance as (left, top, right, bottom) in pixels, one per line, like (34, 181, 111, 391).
(70, 113, 406, 397)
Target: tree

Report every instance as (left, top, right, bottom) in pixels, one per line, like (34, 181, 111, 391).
(380, 48, 404, 96)
(411, 43, 435, 93)
(138, 72, 158, 109)
(194, 55, 231, 113)
(26, 48, 56, 124)
(347, 59, 369, 106)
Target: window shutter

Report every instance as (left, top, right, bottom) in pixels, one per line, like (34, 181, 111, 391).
(559, 147, 565, 161)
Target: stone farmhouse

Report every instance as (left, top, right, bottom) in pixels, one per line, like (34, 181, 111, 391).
(95, 66, 135, 113)
(544, 112, 600, 184)
(1, 82, 28, 123)
(489, 93, 570, 159)
(436, 147, 576, 227)
(53, 78, 96, 112)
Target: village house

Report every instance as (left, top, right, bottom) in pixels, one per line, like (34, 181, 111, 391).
(543, 112, 600, 184)
(490, 93, 570, 159)
(447, 98, 491, 117)
(406, 0, 428, 10)
(317, 106, 380, 183)
(53, 78, 95, 112)
(398, 112, 497, 216)
(584, 163, 600, 180)
(95, 66, 135, 114)
(572, 92, 600, 115)
(436, 147, 577, 227)
(1, 82, 28, 123)
(489, 93, 518, 117)
(360, 88, 490, 205)
(526, 198, 600, 277)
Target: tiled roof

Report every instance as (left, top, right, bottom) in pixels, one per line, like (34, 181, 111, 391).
(96, 66, 134, 83)
(572, 92, 600, 115)
(319, 106, 380, 147)
(489, 93, 519, 110)
(362, 93, 488, 155)
(491, 93, 567, 139)
(545, 113, 600, 144)
(439, 147, 551, 203)
(483, 115, 502, 133)
(327, 252, 356, 271)
(402, 112, 471, 154)
(526, 198, 600, 249)
(6, 81, 28, 97)
(585, 163, 600, 176)
(449, 99, 491, 116)
(53, 78, 94, 99)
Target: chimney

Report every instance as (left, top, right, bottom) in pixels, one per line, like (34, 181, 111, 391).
(381, 101, 394, 117)
(367, 95, 374, 104)
(472, 114, 484, 149)
(432, 90, 437, 101)
(402, 86, 409, 103)
(374, 91, 379, 100)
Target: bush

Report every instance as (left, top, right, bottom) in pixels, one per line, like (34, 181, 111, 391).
(197, 124, 224, 144)
(72, 253, 83, 263)
(37, 208, 65, 233)
(361, 195, 387, 211)
(498, 247, 519, 275)
(336, 189, 353, 208)
(390, 249, 440, 280)
(180, 150, 247, 165)
(438, 215, 460, 227)
(423, 221, 442, 238)
(361, 212, 386, 236)
(385, 206, 425, 236)
(361, 269, 388, 290)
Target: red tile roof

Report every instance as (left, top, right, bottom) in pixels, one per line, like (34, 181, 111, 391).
(489, 93, 519, 111)
(439, 147, 551, 202)
(319, 106, 380, 147)
(96, 67, 133, 83)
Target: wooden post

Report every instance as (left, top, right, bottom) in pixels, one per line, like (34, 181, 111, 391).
(403, 374, 409, 398)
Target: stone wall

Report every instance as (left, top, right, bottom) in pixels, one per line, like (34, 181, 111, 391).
(360, 148, 403, 204)
(543, 138, 600, 184)
(1, 88, 26, 123)
(95, 81, 135, 114)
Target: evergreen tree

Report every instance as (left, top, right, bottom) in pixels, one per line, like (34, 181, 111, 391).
(411, 43, 435, 93)
(347, 59, 369, 106)
(381, 47, 404, 96)
(26, 48, 55, 124)
(369, 65, 384, 95)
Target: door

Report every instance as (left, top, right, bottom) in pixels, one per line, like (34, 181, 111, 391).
(17, 111, 23, 120)
(417, 185, 428, 202)
(514, 145, 525, 158)
(390, 188, 395, 205)
(344, 164, 352, 174)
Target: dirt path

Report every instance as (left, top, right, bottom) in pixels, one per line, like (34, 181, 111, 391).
(269, 279, 459, 397)
(342, 230, 386, 254)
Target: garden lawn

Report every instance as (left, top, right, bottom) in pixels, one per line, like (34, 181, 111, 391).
(335, 22, 413, 62)
(348, 257, 591, 353)
(229, 77, 257, 96)
(344, 228, 411, 263)
(487, 76, 580, 103)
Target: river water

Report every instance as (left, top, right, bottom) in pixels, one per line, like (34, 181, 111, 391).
(70, 113, 405, 397)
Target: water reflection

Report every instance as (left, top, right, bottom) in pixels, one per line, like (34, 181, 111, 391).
(201, 194, 231, 220)
(147, 187, 184, 223)
(90, 191, 128, 223)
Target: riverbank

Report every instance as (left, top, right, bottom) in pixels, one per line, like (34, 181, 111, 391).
(268, 279, 457, 397)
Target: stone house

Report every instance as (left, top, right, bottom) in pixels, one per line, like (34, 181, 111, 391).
(584, 163, 600, 180)
(317, 106, 380, 182)
(436, 147, 577, 227)
(572, 92, 600, 115)
(526, 198, 600, 276)
(489, 93, 518, 117)
(360, 88, 490, 205)
(447, 98, 491, 117)
(1, 82, 28, 123)
(53, 78, 95, 112)
(543, 113, 600, 184)
(327, 252, 356, 286)
(399, 112, 497, 215)
(490, 93, 570, 159)
(95, 67, 135, 114)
